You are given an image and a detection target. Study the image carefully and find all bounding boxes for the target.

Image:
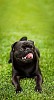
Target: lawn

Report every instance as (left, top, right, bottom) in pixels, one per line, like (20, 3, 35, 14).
(0, 0, 54, 100)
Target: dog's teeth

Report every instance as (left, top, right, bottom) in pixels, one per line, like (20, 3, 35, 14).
(22, 57, 26, 60)
(24, 57, 26, 59)
(22, 57, 24, 59)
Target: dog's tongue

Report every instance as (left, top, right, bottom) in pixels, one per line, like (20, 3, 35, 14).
(26, 53, 33, 59)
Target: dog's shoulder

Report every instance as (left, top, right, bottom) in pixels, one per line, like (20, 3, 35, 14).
(35, 47, 40, 58)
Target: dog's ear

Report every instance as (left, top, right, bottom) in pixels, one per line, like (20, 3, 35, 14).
(11, 42, 17, 51)
(8, 42, 17, 63)
(28, 40, 34, 45)
(19, 37, 27, 41)
(30, 40, 34, 45)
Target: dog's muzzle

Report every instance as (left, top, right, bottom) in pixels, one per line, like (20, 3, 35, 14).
(22, 53, 33, 60)
(14, 50, 34, 63)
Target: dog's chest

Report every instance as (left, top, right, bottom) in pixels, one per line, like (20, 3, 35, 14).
(14, 62, 36, 77)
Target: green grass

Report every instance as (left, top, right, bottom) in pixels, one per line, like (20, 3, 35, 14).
(0, 0, 54, 100)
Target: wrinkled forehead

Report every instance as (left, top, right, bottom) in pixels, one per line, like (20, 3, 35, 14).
(15, 41, 34, 48)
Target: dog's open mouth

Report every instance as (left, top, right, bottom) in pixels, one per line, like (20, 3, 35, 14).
(22, 53, 33, 60)
(15, 52, 33, 62)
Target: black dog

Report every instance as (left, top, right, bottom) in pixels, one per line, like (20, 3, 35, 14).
(8, 37, 43, 93)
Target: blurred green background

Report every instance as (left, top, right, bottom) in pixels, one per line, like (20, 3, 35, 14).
(0, 0, 54, 34)
(0, 0, 54, 100)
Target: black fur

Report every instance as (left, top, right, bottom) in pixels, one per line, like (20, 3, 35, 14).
(8, 37, 43, 93)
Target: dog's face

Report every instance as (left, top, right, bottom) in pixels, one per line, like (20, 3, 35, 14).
(12, 40, 35, 63)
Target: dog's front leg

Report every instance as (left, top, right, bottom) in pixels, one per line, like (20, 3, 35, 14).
(12, 67, 22, 93)
(35, 72, 43, 93)
(12, 75, 22, 93)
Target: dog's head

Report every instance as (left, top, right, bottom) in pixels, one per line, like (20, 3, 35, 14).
(12, 37, 36, 63)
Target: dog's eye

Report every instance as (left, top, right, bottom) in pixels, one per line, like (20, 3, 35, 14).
(30, 45, 32, 48)
(29, 45, 33, 49)
(20, 48, 23, 52)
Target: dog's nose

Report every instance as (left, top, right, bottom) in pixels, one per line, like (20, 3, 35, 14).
(26, 48, 30, 51)
(25, 48, 30, 53)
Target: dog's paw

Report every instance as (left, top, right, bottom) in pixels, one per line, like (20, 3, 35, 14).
(16, 87, 22, 93)
(35, 86, 42, 93)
